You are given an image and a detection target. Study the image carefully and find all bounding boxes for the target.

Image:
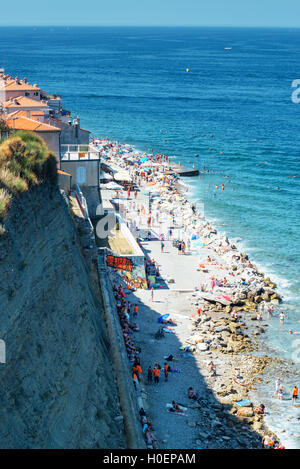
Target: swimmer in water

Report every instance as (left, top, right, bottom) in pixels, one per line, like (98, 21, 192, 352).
(279, 312, 286, 323)
(278, 385, 284, 400)
(289, 330, 300, 335)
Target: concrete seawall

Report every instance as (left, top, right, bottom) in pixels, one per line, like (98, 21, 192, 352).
(98, 254, 146, 449)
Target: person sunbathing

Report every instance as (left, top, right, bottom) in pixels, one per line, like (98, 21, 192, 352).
(254, 403, 265, 415)
(233, 370, 246, 386)
(162, 318, 177, 325)
(188, 387, 198, 400)
(145, 428, 157, 446)
(169, 400, 183, 412)
(208, 362, 217, 376)
(231, 310, 238, 320)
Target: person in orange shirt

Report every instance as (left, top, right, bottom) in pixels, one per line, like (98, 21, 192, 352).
(153, 367, 160, 384)
(132, 370, 139, 390)
(133, 304, 138, 317)
(136, 364, 143, 382)
(292, 386, 298, 404)
(164, 363, 169, 382)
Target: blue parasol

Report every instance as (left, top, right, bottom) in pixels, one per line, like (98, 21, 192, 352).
(158, 313, 170, 323)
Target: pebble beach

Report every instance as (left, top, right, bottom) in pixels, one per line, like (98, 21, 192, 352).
(97, 138, 300, 449)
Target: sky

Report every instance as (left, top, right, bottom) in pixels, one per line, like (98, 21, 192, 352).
(1, 0, 300, 27)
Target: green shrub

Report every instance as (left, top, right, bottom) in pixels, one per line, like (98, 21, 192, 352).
(0, 131, 58, 187)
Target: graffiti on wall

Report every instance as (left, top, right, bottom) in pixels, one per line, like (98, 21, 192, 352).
(106, 255, 133, 272)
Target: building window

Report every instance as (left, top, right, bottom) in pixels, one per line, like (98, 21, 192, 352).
(25, 92, 30, 96)
(34, 92, 39, 96)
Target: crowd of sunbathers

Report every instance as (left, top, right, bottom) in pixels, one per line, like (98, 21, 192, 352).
(113, 284, 140, 363)
(113, 282, 160, 447)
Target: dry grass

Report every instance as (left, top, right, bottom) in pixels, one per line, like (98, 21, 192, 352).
(0, 188, 12, 219)
(0, 131, 58, 218)
(0, 167, 28, 193)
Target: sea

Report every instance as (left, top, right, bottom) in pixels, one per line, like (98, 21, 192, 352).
(1, 26, 299, 447)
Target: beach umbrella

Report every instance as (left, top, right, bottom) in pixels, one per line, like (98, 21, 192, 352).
(158, 313, 170, 323)
(100, 173, 113, 180)
(106, 181, 123, 190)
(148, 275, 156, 285)
(140, 157, 149, 162)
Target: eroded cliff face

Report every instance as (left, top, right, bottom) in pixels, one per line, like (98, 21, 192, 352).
(0, 185, 126, 449)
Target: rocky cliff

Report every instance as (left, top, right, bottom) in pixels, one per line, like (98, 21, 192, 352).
(0, 184, 126, 449)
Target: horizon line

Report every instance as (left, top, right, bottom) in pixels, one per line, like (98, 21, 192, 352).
(0, 24, 300, 28)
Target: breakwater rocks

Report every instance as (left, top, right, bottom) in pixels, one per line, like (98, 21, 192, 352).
(185, 312, 277, 447)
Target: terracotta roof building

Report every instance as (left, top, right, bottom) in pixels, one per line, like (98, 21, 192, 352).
(2, 96, 49, 115)
(0, 77, 41, 102)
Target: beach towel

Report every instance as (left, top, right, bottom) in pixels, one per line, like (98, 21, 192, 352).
(142, 424, 148, 433)
(166, 403, 188, 411)
(166, 409, 187, 416)
(222, 295, 232, 301)
(236, 399, 251, 407)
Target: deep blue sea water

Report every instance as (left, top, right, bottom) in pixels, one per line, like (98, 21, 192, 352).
(1, 26, 300, 446)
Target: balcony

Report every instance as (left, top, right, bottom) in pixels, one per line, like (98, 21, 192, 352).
(60, 144, 102, 161)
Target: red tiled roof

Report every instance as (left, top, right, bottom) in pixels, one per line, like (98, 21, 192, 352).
(0, 80, 40, 91)
(2, 96, 47, 108)
(5, 114, 61, 133)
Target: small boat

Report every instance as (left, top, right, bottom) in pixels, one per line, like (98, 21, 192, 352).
(224, 47, 232, 50)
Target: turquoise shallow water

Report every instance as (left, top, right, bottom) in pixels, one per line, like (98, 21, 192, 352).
(1, 26, 300, 446)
